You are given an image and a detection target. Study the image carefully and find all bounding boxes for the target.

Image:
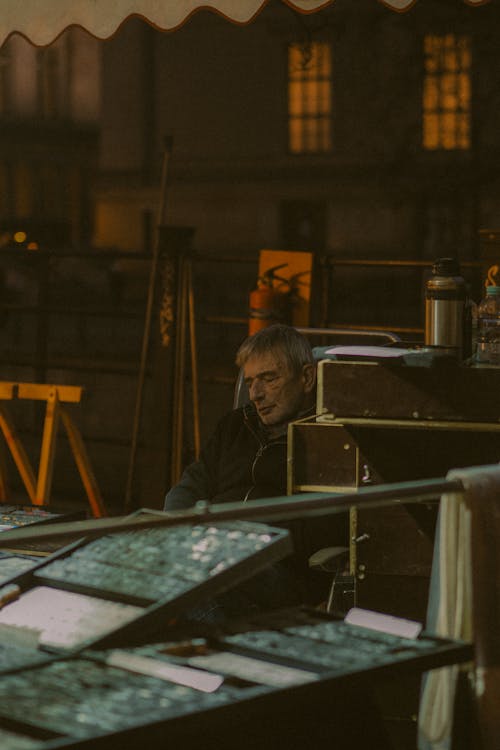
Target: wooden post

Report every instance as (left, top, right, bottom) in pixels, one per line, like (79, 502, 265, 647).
(34, 387, 60, 505)
(137, 226, 195, 509)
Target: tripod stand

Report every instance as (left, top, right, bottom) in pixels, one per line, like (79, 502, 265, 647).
(125, 139, 200, 511)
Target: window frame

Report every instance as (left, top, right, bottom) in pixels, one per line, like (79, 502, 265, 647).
(422, 32, 472, 152)
(287, 40, 333, 155)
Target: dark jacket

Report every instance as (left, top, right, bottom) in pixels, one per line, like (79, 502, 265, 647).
(164, 404, 288, 510)
(164, 402, 346, 616)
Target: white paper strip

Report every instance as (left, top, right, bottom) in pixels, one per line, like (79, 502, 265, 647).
(189, 651, 319, 687)
(345, 607, 423, 639)
(106, 650, 224, 692)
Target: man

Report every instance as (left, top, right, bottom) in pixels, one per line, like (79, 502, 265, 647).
(164, 324, 318, 617)
(164, 323, 316, 510)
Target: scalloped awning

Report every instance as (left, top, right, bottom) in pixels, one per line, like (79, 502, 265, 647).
(0, 0, 489, 47)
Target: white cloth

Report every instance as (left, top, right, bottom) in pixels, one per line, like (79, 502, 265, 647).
(418, 463, 500, 750)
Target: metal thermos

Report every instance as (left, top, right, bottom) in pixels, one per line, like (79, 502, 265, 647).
(425, 257, 468, 358)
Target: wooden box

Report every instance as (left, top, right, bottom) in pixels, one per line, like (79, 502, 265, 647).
(317, 359, 500, 423)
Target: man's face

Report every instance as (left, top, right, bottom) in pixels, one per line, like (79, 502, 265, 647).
(243, 350, 315, 431)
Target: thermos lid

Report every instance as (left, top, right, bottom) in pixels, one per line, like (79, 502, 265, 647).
(432, 257, 461, 276)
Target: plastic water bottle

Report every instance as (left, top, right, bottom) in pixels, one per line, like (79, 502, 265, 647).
(476, 285, 500, 365)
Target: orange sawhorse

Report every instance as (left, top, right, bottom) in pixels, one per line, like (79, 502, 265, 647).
(0, 382, 107, 518)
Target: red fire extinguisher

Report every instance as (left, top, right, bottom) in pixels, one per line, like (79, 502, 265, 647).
(248, 264, 290, 336)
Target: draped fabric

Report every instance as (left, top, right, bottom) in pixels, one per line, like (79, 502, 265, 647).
(418, 463, 500, 750)
(0, 0, 489, 47)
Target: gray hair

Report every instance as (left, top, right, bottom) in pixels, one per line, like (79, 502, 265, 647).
(235, 324, 314, 376)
